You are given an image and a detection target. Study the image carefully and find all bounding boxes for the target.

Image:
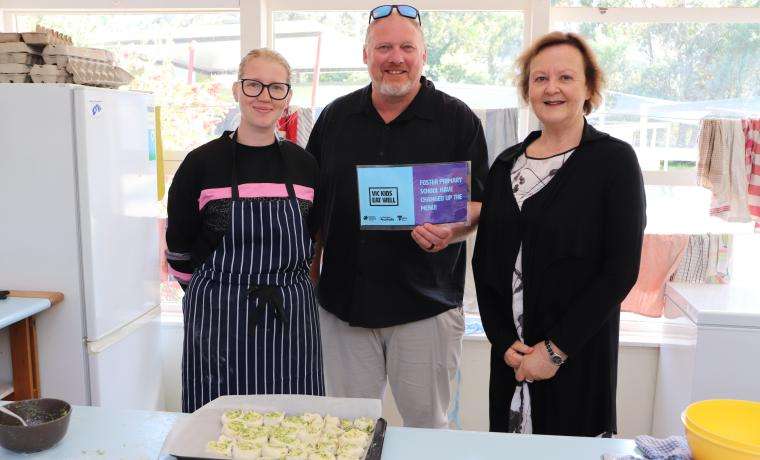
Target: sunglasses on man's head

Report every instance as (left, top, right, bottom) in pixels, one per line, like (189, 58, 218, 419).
(369, 5, 422, 26)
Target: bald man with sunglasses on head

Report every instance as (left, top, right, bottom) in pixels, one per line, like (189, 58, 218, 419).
(306, 4, 488, 429)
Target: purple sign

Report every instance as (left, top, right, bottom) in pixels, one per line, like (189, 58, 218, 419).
(412, 161, 470, 225)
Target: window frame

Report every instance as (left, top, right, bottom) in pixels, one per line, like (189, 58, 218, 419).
(262, 0, 540, 140)
(3, 1, 758, 319)
(8, 1, 756, 185)
(3, 2, 756, 189)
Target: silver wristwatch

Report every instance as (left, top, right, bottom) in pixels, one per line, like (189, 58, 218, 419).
(544, 340, 565, 366)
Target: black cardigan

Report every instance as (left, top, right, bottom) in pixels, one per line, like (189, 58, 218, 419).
(472, 121, 646, 436)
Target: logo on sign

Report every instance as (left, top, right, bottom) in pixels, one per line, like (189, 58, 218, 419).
(368, 187, 399, 206)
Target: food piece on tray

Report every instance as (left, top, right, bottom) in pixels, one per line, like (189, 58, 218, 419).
(314, 438, 338, 455)
(324, 415, 339, 427)
(352, 417, 375, 433)
(282, 415, 308, 430)
(314, 431, 342, 450)
(242, 411, 265, 428)
(339, 419, 354, 431)
(336, 454, 363, 460)
(302, 412, 325, 429)
(223, 420, 251, 438)
(336, 444, 365, 459)
(339, 429, 369, 448)
(238, 426, 270, 445)
(233, 439, 263, 460)
(222, 409, 245, 425)
(322, 423, 343, 436)
(207, 434, 234, 457)
(269, 426, 299, 447)
(261, 444, 289, 458)
(285, 445, 309, 460)
(317, 431, 339, 443)
(264, 411, 285, 426)
(296, 424, 322, 445)
(308, 451, 336, 460)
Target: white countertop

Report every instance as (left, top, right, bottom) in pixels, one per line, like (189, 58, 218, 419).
(0, 296, 52, 329)
(665, 282, 760, 328)
(0, 405, 643, 459)
(380, 426, 640, 460)
(0, 405, 179, 460)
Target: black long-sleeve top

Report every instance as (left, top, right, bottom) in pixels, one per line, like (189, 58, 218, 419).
(166, 132, 318, 287)
(472, 120, 646, 436)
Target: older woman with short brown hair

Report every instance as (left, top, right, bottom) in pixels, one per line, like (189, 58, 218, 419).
(473, 31, 646, 436)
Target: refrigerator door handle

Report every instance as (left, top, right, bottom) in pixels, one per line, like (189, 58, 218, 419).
(87, 305, 160, 354)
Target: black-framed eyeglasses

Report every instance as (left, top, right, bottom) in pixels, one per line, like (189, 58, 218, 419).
(239, 79, 291, 100)
(369, 5, 422, 26)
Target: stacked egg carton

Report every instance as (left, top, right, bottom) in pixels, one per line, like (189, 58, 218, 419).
(42, 44, 133, 88)
(0, 42, 42, 82)
(0, 27, 71, 83)
(27, 27, 75, 83)
(0, 25, 133, 88)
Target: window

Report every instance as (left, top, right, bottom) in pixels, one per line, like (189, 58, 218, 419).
(556, 21, 759, 173)
(10, 2, 758, 319)
(271, 10, 524, 109)
(272, 11, 368, 108)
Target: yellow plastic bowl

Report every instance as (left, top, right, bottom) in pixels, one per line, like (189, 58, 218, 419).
(681, 399, 760, 460)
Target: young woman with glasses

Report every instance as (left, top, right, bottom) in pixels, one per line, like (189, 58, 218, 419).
(166, 49, 324, 412)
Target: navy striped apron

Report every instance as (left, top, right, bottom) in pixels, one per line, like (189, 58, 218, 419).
(181, 133, 324, 413)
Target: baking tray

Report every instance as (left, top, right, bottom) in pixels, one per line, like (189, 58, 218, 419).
(170, 418, 387, 460)
(161, 395, 386, 460)
(365, 417, 387, 460)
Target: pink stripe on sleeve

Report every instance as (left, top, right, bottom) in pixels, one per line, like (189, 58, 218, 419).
(293, 184, 315, 202)
(168, 266, 192, 283)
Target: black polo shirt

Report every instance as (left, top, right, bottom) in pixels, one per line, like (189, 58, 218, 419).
(306, 76, 488, 328)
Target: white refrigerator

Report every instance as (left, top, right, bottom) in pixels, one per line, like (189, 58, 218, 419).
(0, 84, 164, 410)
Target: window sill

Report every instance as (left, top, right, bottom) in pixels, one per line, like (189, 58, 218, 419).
(462, 312, 667, 348)
(161, 308, 668, 348)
